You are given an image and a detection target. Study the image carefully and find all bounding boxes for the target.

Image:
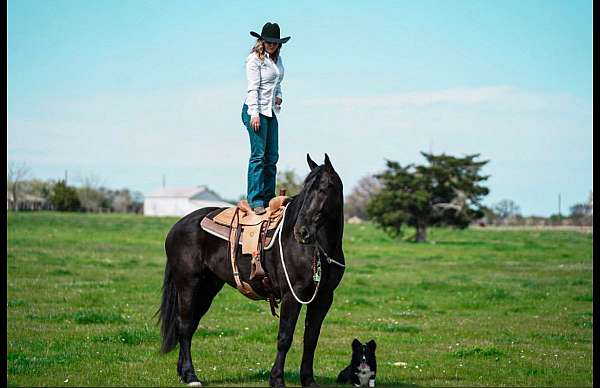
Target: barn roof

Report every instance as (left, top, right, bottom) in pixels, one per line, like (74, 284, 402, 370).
(145, 186, 209, 198)
(6, 192, 47, 202)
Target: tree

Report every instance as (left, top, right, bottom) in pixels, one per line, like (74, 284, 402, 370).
(20, 178, 54, 210)
(569, 191, 593, 226)
(110, 190, 129, 213)
(7, 161, 31, 211)
(26, 179, 54, 201)
(129, 191, 144, 214)
(585, 190, 593, 217)
(492, 199, 521, 223)
(367, 152, 490, 242)
(344, 175, 382, 221)
(50, 180, 81, 211)
(276, 169, 304, 196)
(76, 174, 107, 212)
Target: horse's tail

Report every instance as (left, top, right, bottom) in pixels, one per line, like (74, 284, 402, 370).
(157, 260, 179, 353)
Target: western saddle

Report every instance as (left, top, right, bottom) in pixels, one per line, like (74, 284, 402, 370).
(200, 195, 289, 311)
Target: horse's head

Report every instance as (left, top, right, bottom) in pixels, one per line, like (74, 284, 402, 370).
(293, 153, 344, 245)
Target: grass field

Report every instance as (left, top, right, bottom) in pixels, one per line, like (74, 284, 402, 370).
(7, 212, 593, 387)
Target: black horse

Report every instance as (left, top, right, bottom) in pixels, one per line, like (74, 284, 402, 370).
(158, 154, 345, 387)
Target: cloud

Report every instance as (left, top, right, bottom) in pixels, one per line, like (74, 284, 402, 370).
(7, 82, 253, 196)
(7, 83, 592, 215)
(299, 85, 589, 114)
(285, 84, 592, 215)
(304, 85, 513, 107)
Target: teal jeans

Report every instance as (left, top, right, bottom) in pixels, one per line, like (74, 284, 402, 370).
(241, 104, 279, 208)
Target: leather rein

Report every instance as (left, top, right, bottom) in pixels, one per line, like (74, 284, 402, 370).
(276, 203, 345, 306)
(227, 193, 345, 314)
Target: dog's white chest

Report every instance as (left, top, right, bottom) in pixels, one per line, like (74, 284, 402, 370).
(355, 364, 375, 387)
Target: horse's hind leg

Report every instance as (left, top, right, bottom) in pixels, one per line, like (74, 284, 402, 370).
(177, 270, 223, 385)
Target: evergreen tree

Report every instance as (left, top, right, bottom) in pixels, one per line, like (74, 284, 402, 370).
(276, 169, 304, 196)
(367, 152, 490, 242)
(50, 180, 81, 211)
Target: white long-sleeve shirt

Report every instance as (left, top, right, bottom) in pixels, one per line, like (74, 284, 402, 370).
(244, 52, 284, 118)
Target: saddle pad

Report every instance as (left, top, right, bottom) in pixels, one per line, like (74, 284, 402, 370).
(200, 208, 283, 253)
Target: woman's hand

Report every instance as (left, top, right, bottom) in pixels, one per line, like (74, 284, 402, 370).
(251, 115, 261, 132)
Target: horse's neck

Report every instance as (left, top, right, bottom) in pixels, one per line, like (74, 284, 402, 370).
(318, 211, 345, 262)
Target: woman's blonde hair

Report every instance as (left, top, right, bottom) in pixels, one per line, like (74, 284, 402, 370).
(251, 39, 281, 63)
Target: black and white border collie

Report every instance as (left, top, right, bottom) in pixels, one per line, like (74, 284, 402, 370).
(337, 339, 377, 387)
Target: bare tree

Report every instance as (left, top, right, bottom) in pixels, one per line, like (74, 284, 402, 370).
(276, 169, 304, 196)
(7, 161, 31, 211)
(569, 191, 593, 226)
(111, 189, 132, 213)
(492, 199, 521, 224)
(344, 175, 382, 220)
(76, 173, 106, 212)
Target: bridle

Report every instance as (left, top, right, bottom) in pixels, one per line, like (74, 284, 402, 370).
(277, 179, 345, 305)
(315, 238, 346, 268)
(297, 169, 346, 268)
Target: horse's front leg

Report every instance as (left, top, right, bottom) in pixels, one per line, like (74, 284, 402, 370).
(270, 293, 302, 388)
(300, 291, 334, 387)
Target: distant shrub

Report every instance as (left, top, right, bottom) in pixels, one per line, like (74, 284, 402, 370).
(573, 294, 593, 302)
(484, 288, 513, 300)
(364, 322, 420, 333)
(453, 346, 504, 358)
(74, 310, 125, 324)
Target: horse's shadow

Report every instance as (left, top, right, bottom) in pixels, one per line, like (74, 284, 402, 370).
(206, 370, 418, 387)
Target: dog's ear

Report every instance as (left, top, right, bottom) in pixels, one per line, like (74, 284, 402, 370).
(367, 340, 377, 351)
(352, 338, 362, 349)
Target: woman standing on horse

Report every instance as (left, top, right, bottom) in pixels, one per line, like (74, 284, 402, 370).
(241, 22, 290, 215)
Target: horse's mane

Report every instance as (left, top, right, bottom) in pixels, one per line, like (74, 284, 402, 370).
(285, 165, 343, 228)
(285, 166, 323, 220)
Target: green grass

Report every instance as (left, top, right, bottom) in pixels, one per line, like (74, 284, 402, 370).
(7, 212, 593, 387)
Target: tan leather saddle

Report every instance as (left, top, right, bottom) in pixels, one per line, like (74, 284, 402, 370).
(200, 196, 289, 302)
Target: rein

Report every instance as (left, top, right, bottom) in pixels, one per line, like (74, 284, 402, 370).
(276, 199, 345, 305)
(315, 240, 346, 268)
(277, 205, 321, 304)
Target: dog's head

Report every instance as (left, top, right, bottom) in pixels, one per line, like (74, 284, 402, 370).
(351, 339, 377, 387)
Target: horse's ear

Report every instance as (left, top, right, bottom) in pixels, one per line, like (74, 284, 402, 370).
(324, 153, 333, 169)
(307, 153, 319, 171)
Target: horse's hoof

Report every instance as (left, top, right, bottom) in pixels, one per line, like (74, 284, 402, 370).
(269, 379, 285, 388)
(180, 375, 202, 386)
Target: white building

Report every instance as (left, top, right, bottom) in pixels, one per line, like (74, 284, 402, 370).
(7, 192, 50, 211)
(143, 186, 233, 217)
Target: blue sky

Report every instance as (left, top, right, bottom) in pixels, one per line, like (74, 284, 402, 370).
(7, 0, 593, 216)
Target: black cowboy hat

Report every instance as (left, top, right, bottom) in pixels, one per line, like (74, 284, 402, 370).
(250, 22, 291, 44)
